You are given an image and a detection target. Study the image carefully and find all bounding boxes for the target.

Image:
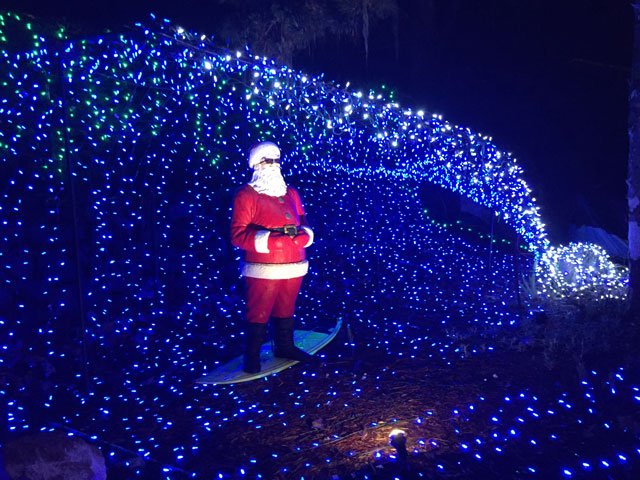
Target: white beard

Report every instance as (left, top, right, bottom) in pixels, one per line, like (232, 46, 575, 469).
(249, 166, 288, 197)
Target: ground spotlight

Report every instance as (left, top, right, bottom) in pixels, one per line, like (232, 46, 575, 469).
(389, 429, 408, 461)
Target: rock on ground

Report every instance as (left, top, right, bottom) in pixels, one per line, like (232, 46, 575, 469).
(3, 432, 106, 480)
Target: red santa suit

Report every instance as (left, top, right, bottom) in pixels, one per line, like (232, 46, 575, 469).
(231, 184, 313, 324)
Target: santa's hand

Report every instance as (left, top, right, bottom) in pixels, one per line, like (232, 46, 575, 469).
(267, 232, 291, 250)
(292, 231, 311, 248)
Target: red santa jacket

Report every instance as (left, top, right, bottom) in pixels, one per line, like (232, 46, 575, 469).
(231, 184, 313, 279)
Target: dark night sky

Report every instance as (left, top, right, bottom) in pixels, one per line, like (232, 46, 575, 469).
(3, 0, 633, 242)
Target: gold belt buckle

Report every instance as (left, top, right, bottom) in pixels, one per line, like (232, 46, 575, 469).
(283, 224, 297, 237)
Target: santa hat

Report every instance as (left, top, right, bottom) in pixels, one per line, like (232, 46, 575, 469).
(248, 141, 281, 169)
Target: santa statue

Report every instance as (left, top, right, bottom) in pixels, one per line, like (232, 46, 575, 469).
(231, 141, 316, 373)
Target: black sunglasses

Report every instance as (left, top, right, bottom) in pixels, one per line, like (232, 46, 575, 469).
(259, 158, 281, 165)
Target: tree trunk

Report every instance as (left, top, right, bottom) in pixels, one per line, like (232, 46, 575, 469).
(628, 2, 640, 315)
(362, 0, 370, 65)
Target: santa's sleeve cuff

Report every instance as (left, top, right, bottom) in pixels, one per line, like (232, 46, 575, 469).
(301, 226, 314, 248)
(254, 230, 271, 253)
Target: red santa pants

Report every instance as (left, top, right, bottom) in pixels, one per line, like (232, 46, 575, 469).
(244, 276, 304, 324)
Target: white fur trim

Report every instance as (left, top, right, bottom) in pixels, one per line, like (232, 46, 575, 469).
(301, 226, 314, 248)
(242, 260, 309, 279)
(254, 230, 271, 254)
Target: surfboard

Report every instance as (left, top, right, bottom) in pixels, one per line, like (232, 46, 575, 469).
(196, 318, 342, 385)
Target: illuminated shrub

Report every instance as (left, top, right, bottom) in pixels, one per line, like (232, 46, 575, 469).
(536, 242, 628, 301)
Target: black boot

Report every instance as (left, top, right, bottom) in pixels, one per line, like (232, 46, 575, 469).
(243, 322, 267, 373)
(272, 317, 316, 363)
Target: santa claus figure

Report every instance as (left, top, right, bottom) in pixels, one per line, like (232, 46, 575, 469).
(231, 141, 316, 373)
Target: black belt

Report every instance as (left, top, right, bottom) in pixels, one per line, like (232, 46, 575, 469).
(269, 224, 301, 237)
